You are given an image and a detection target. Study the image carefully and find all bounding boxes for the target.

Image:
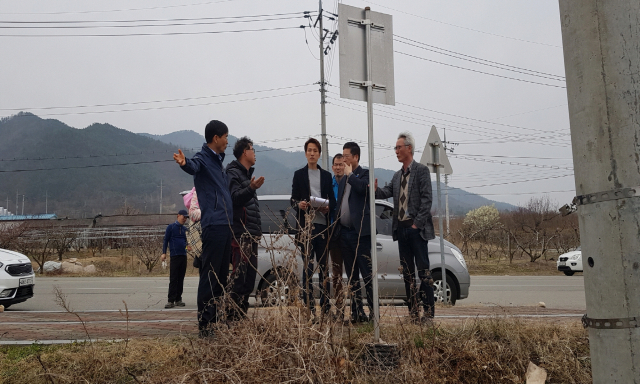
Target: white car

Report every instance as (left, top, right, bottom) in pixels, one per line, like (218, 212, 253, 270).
(0, 248, 35, 308)
(557, 247, 582, 276)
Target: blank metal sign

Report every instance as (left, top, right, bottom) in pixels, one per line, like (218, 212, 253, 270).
(338, 3, 395, 106)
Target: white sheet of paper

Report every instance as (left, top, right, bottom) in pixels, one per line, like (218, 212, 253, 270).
(309, 196, 329, 208)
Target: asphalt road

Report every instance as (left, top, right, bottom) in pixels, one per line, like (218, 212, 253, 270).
(5, 275, 586, 312)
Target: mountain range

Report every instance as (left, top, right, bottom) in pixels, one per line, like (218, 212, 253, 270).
(0, 113, 515, 217)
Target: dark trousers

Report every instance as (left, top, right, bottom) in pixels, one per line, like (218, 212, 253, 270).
(301, 224, 330, 313)
(329, 245, 344, 311)
(168, 255, 187, 302)
(230, 237, 258, 319)
(340, 226, 374, 320)
(198, 225, 232, 331)
(397, 226, 435, 318)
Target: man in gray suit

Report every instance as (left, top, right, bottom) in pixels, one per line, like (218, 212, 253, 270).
(375, 132, 436, 322)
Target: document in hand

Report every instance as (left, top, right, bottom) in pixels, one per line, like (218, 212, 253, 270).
(309, 196, 329, 208)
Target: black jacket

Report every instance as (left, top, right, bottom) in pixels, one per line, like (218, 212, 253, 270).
(290, 164, 336, 229)
(336, 165, 371, 236)
(225, 160, 262, 239)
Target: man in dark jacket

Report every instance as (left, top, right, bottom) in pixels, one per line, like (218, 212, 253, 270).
(375, 132, 436, 321)
(161, 209, 190, 309)
(291, 138, 336, 317)
(226, 136, 264, 320)
(336, 141, 374, 323)
(173, 120, 233, 338)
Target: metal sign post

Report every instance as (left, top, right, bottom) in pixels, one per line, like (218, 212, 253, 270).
(339, 4, 394, 343)
(420, 126, 453, 304)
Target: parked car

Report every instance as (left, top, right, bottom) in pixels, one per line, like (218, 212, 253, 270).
(557, 247, 582, 276)
(253, 195, 470, 306)
(0, 248, 35, 308)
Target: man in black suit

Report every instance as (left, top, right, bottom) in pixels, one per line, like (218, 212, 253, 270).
(336, 142, 374, 323)
(291, 138, 336, 317)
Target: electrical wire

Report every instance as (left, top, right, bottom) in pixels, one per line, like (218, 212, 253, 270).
(4, 90, 316, 118)
(0, 25, 300, 37)
(396, 51, 567, 88)
(394, 35, 565, 80)
(0, 84, 315, 112)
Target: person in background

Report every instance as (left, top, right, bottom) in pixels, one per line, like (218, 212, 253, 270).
(226, 136, 264, 320)
(173, 120, 233, 338)
(161, 209, 190, 309)
(336, 141, 374, 323)
(291, 138, 336, 319)
(329, 153, 347, 319)
(375, 131, 436, 322)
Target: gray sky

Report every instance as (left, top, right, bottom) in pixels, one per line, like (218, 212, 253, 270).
(0, 0, 574, 207)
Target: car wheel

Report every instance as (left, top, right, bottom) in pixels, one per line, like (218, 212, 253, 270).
(563, 271, 575, 276)
(432, 270, 458, 306)
(258, 272, 296, 307)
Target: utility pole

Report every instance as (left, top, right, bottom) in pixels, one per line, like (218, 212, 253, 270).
(559, 2, 640, 382)
(159, 179, 163, 214)
(15, 190, 18, 215)
(443, 128, 450, 237)
(317, 0, 329, 170)
(21, 195, 25, 215)
(45, 191, 48, 214)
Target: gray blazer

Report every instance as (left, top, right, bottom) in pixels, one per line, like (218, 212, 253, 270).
(375, 160, 435, 241)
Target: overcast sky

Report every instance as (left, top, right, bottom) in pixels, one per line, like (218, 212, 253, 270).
(0, 0, 574, 207)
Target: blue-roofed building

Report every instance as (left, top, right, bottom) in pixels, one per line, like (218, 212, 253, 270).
(0, 214, 58, 221)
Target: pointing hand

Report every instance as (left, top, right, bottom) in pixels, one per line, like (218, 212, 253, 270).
(173, 149, 186, 166)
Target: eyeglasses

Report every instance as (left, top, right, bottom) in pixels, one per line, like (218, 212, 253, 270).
(394, 145, 408, 151)
(246, 147, 255, 152)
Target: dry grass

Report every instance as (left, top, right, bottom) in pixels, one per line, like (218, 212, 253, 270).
(0, 308, 591, 384)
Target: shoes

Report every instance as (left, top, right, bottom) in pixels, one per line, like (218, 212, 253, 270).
(351, 314, 369, 324)
(198, 329, 215, 339)
(164, 301, 175, 309)
(175, 300, 185, 307)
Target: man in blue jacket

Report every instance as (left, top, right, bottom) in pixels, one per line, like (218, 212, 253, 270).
(173, 120, 233, 338)
(161, 209, 190, 309)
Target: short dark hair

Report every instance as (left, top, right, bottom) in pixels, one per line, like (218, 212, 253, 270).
(332, 153, 343, 165)
(343, 141, 360, 161)
(233, 136, 253, 159)
(304, 138, 321, 153)
(204, 120, 228, 144)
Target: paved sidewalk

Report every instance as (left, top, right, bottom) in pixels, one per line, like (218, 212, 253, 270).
(0, 306, 584, 344)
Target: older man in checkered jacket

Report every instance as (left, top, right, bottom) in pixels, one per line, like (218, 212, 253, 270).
(375, 131, 436, 323)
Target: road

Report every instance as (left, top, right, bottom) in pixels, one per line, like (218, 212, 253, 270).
(5, 275, 586, 312)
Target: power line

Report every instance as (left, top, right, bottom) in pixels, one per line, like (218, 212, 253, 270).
(396, 51, 567, 88)
(3, 90, 316, 118)
(0, 16, 305, 29)
(0, 84, 314, 112)
(394, 36, 565, 81)
(0, 25, 300, 38)
(451, 173, 574, 189)
(0, 11, 309, 24)
(356, 0, 561, 48)
(0, 0, 248, 15)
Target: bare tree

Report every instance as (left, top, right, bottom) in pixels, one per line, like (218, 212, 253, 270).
(15, 227, 56, 274)
(51, 227, 78, 261)
(0, 221, 29, 250)
(115, 203, 139, 216)
(130, 233, 162, 273)
(507, 196, 560, 263)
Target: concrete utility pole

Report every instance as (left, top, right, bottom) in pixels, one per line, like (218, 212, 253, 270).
(159, 179, 163, 214)
(21, 195, 24, 215)
(559, 2, 640, 382)
(318, 0, 329, 170)
(443, 128, 450, 237)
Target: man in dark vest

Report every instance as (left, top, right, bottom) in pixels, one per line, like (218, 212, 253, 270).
(226, 136, 264, 320)
(161, 209, 190, 309)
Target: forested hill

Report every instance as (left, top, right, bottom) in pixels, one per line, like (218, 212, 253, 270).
(0, 113, 514, 217)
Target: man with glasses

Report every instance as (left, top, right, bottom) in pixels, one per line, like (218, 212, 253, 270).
(336, 142, 375, 323)
(375, 132, 436, 323)
(226, 136, 264, 321)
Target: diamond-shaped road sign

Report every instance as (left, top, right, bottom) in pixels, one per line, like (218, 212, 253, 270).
(420, 125, 453, 175)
